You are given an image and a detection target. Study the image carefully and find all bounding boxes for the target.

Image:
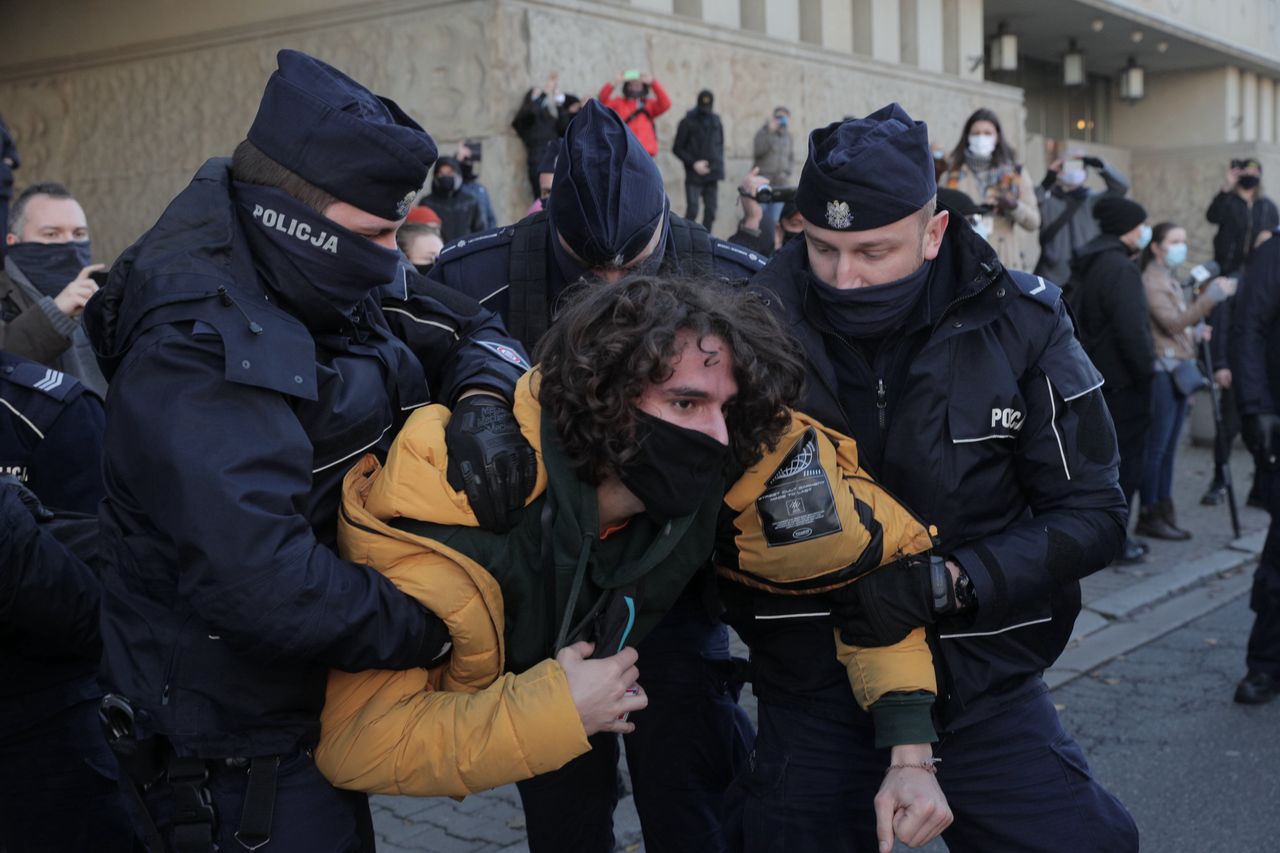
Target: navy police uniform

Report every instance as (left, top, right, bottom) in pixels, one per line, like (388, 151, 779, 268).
(0, 358, 133, 851)
(84, 51, 529, 852)
(728, 105, 1138, 853)
(0, 351, 105, 512)
(1228, 232, 1280, 700)
(430, 101, 763, 853)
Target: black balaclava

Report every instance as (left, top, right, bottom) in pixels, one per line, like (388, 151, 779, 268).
(618, 410, 730, 521)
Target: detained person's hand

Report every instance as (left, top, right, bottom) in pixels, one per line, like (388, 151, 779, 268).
(445, 391, 538, 532)
(875, 744, 953, 851)
(556, 642, 647, 735)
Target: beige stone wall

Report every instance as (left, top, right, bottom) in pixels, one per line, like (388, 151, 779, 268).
(0, 0, 1025, 261)
(1104, 0, 1280, 62)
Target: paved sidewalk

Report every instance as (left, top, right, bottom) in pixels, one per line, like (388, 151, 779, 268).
(369, 435, 1270, 852)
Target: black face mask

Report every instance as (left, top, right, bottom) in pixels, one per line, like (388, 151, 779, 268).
(618, 410, 731, 522)
(780, 228, 804, 247)
(6, 240, 93, 298)
(808, 258, 933, 340)
(1239, 174, 1261, 190)
(433, 174, 461, 196)
(413, 262, 434, 276)
(234, 182, 402, 328)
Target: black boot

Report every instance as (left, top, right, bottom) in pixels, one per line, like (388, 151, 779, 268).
(1234, 670, 1280, 704)
(1134, 504, 1187, 541)
(1247, 479, 1266, 509)
(1115, 537, 1147, 565)
(1157, 500, 1192, 540)
(1201, 480, 1227, 506)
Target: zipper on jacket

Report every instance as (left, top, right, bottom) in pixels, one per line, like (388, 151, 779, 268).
(875, 378, 887, 430)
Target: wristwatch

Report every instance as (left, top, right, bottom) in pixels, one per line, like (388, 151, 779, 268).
(952, 565, 978, 612)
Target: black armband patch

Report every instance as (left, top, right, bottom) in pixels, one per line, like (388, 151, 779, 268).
(1045, 527, 1086, 587)
(1073, 390, 1116, 465)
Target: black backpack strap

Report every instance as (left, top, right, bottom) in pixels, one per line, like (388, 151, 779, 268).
(667, 216, 715, 275)
(507, 211, 551, 352)
(624, 106, 651, 126)
(1040, 193, 1086, 247)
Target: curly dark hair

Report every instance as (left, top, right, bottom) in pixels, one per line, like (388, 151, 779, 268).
(535, 275, 806, 483)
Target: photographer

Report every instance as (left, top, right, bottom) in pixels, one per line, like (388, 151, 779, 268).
(597, 70, 670, 158)
(1034, 146, 1129, 286)
(729, 167, 802, 258)
(1202, 159, 1279, 506)
(940, 108, 1039, 271)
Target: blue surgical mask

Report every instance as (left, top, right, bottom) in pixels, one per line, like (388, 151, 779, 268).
(1137, 224, 1153, 251)
(1164, 242, 1187, 267)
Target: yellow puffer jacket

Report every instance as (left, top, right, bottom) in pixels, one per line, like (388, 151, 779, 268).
(317, 374, 937, 798)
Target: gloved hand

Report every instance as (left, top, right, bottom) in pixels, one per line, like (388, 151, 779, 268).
(445, 393, 538, 531)
(1082, 155, 1104, 169)
(0, 474, 53, 521)
(1243, 412, 1280, 468)
(829, 554, 952, 647)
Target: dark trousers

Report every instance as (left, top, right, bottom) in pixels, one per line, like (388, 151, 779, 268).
(726, 691, 1138, 853)
(517, 591, 753, 853)
(1248, 468, 1280, 675)
(0, 697, 141, 852)
(1104, 384, 1152, 510)
(684, 181, 719, 231)
(138, 750, 371, 852)
(1140, 371, 1189, 506)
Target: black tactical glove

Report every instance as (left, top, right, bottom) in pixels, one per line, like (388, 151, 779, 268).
(445, 393, 538, 531)
(0, 474, 53, 521)
(829, 554, 954, 647)
(1082, 155, 1104, 169)
(1243, 413, 1280, 469)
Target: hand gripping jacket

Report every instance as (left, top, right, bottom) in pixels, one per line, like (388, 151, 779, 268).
(316, 375, 937, 798)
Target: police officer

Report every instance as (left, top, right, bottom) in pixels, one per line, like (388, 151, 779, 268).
(0, 355, 131, 851)
(428, 99, 765, 352)
(1229, 229, 1280, 704)
(0, 350, 104, 512)
(427, 99, 765, 853)
(83, 50, 534, 851)
(732, 104, 1138, 852)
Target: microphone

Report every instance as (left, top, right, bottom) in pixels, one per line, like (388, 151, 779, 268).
(1181, 260, 1220, 291)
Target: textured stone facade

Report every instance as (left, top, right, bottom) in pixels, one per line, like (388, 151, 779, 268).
(0, 0, 1023, 259)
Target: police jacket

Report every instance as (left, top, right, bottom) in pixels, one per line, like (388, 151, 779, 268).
(748, 219, 1126, 731)
(1068, 234, 1156, 392)
(82, 159, 527, 758)
(316, 374, 939, 796)
(0, 480, 102, 719)
(427, 210, 766, 352)
(0, 351, 104, 513)
(1229, 232, 1280, 417)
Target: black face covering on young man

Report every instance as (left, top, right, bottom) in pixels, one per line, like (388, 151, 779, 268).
(617, 410, 730, 522)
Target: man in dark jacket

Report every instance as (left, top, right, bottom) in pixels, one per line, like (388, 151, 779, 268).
(0, 113, 17, 264)
(0, 475, 136, 852)
(421, 156, 485, 243)
(1228, 230, 1280, 704)
(510, 71, 579, 199)
(428, 100, 765, 853)
(1068, 196, 1154, 564)
(673, 89, 725, 231)
(1202, 158, 1280, 506)
(84, 50, 536, 852)
(3, 182, 108, 395)
(732, 104, 1136, 853)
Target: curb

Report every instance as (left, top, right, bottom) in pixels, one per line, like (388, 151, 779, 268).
(1046, 533, 1264, 690)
